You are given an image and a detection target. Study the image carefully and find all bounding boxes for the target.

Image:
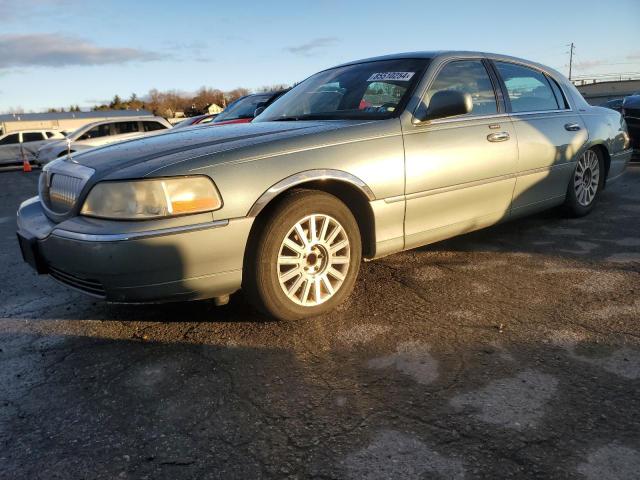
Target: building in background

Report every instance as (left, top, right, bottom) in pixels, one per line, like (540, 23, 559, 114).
(0, 110, 154, 136)
(206, 103, 224, 115)
(574, 76, 640, 106)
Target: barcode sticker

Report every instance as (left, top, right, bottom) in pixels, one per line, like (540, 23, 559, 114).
(367, 72, 415, 82)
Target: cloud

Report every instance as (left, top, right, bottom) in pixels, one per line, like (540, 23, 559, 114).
(0, 34, 163, 69)
(627, 52, 640, 60)
(285, 37, 339, 56)
(0, 0, 81, 21)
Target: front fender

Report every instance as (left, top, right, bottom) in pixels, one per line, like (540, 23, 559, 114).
(246, 169, 376, 217)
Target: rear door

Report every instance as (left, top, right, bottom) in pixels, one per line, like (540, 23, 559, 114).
(402, 58, 518, 248)
(491, 61, 588, 214)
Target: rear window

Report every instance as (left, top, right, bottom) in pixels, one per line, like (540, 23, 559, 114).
(495, 62, 559, 113)
(142, 121, 167, 132)
(215, 95, 271, 122)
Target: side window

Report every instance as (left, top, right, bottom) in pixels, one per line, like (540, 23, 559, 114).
(0, 133, 20, 145)
(425, 60, 498, 116)
(78, 124, 111, 140)
(494, 62, 559, 113)
(546, 75, 568, 109)
(142, 121, 167, 132)
(114, 121, 140, 135)
(22, 132, 45, 143)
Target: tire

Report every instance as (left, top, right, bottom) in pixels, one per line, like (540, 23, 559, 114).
(244, 189, 362, 321)
(563, 148, 605, 217)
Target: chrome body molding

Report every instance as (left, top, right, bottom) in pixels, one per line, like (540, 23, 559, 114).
(52, 219, 229, 242)
(247, 169, 376, 217)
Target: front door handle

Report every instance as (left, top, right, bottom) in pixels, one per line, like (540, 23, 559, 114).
(565, 123, 581, 131)
(487, 132, 510, 142)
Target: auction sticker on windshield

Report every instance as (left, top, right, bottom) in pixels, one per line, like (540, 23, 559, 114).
(367, 72, 415, 82)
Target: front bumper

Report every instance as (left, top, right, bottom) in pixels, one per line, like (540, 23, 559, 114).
(16, 197, 252, 302)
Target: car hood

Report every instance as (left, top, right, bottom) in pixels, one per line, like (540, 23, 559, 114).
(70, 120, 370, 179)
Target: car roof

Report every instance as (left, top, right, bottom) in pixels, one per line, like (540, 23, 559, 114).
(0, 129, 61, 136)
(334, 50, 558, 74)
(79, 116, 165, 129)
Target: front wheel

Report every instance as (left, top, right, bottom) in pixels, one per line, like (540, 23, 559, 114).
(244, 190, 362, 320)
(563, 148, 605, 217)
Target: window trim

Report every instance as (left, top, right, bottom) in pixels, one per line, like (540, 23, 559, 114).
(545, 73, 569, 110)
(490, 59, 572, 114)
(413, 57, 502, 124)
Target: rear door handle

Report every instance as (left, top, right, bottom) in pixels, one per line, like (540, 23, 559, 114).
(487, 132, 510, 142)
(565, 123, 581, 131)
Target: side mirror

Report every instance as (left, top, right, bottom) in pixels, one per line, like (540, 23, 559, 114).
(415, 90, 473, 122)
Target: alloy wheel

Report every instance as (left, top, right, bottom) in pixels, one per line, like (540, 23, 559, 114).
(277, 214, 350, 306)
(574, 149, 600, 207)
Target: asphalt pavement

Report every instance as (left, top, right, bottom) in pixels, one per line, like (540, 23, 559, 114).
(1, 167, 639, 479)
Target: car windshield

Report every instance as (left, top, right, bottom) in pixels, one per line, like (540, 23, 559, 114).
(215, 94, 272, 122)
(256, 58, 429, 122)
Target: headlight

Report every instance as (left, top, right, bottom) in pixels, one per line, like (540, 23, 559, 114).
(80, 176, 222, 219)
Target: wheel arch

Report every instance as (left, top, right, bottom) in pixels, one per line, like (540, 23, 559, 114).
(246, 170, 377, 258)
(587, 143, 611, 188)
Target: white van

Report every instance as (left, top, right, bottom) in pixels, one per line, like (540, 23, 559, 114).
(36, 117, 171, 164)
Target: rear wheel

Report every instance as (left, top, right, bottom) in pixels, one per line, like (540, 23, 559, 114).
(244, 190, 361, 320)
(563, 148, 604, 216)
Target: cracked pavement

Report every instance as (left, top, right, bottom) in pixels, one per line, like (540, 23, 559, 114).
(1, 167, 639, 479)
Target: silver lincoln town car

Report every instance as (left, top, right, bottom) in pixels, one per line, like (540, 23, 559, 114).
(17, 51, 631, 320)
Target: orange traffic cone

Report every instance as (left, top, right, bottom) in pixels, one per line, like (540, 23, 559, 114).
(20, 146, 32, 172)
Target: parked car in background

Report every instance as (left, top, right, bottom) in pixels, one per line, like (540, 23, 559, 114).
(602, 98, 624, 112)
(621, 94, 640, 160)
(209, 91, 287, 126)
(36, 117, 171, 164)
(17, 51, 631, 320)
(0, 130, 66, 166)
(172, 114, 219, 129)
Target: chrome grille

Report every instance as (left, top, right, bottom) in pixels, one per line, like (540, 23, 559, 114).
(39, 161, 95, 218)
(49, 174, 83, 212)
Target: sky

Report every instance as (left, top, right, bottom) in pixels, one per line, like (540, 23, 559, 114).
(0, 0, 639, 113)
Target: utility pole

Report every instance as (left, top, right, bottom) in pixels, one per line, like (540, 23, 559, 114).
(568, 42, 575, 81)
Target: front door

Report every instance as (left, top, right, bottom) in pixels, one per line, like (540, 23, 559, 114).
(403, 59, 519, 249)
